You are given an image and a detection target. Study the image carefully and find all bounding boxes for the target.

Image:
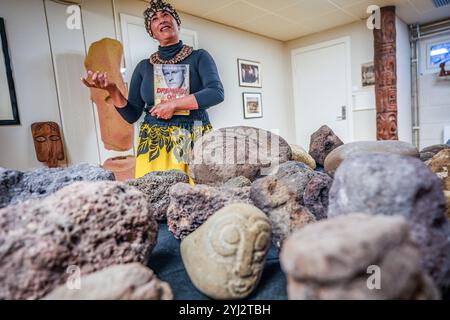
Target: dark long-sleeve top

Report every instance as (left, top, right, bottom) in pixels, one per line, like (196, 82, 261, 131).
(115, 41, 224, 126)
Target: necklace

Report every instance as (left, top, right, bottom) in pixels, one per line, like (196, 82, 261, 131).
(150, 45, 193, 65)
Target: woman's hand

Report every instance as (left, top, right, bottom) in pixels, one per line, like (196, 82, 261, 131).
(150, 101, 176, 120)
(81, 70, 117, 94)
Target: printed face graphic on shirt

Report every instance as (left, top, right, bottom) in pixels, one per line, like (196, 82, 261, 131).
(162, 64, 187, 88)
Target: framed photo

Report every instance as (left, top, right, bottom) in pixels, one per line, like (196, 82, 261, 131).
(242, 92, 263, 119)
(361, 62, 375, 87)
(238, 59, 262, 88)
(0, 17, 20, 125)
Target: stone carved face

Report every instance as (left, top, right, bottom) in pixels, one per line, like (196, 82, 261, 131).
(180, 204, 271, 300)
(207, 212, 271, 297)
(31, 122, 65, 168)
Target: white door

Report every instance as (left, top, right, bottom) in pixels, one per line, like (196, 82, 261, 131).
(292, 37, 353, 147)
(45, 0, 101, 165)
(120, 14, 198, 151)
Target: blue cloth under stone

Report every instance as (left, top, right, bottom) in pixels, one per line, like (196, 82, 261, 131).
(148, 223, 288, 300)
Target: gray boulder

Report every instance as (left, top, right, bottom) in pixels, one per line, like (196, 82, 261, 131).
(223, 176, 252, 188)
(324, 140, 419, 176)
(303, 172, 333, 220)
(250, 161, 318, 247)
(420, 144, 450, 162)
(280, 214, 440, 300)
(309, 125, 343, 166)
(328, 153, 450, 294)
(126, 170, 189, 221)
(43, 263, 173, 300)
(190, 126, 292, 185)
(0, 163, 114, 208)
(167, 183, 253, 240)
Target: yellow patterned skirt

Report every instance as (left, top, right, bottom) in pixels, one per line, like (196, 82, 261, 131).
(135, 122, 213, 183)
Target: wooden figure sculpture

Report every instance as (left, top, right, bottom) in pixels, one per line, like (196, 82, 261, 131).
(84, 38, 134, 151)
(374, 6, 398, 140)
(85, 38, 136, 180)
(31, 122, 65, 168)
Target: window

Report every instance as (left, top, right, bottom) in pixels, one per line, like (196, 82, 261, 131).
(420, 34, 450, 74)
(429, 41, 450, 66)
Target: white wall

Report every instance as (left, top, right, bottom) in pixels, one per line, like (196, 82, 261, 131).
(0, 0, 62, 170)
(285, 20, 377, 143)
(396, 17, 413, 144)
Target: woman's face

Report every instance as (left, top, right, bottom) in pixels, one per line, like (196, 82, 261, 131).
(150, 10, 180, 43)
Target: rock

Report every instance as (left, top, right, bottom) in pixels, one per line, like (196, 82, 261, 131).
(324, 140, 419, 176)
(303, 173, 333, 220)
(223, 176, 252, 188)
(167, 183, 253, 240)
(250, 161, 317, 247)
(280, 213, 440, 300)
(290, 144, 316, 169)
(420, 144, 450, 162)
(268, 203, 316, 249)
(328, 153, 450, 293)
(181, 204, 271, 300)
(43, 263, 173, 300)
(429, 149, 450, 191)
(308, 125, 343, 166)
(190, 126, 292, 185)
(0, 181, 158, 300)
(126, 170, 189, 221)
(0, 163, 114, 209)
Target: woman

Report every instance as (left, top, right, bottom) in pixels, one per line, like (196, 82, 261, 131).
(82, 0, 224, 181)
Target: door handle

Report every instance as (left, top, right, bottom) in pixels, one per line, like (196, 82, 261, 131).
(336, 106, 347, 121)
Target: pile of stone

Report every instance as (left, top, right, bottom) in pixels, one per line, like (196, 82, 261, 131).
(1, 125, 448, 300)
(0, 180, 159, 300)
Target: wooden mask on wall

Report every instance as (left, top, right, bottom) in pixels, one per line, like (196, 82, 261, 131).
(31, 122, 65, 168)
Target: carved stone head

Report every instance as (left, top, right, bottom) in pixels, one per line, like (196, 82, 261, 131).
(180, 203, 271, 299)
(31, 122, 65, 168)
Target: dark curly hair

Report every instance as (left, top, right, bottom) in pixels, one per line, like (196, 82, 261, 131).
(144, 0, 181, 37)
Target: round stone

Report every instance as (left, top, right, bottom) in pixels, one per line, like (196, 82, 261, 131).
(190, 126, 291, 185)
(290, 144, 316, 169)
(180, 203, 271, 300)
(324, 140, 419, 176)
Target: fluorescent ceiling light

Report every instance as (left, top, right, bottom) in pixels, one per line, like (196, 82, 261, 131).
(430, 48, 449, 56)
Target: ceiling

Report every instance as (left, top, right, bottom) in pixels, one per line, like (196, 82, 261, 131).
(154, 0, 450, 41)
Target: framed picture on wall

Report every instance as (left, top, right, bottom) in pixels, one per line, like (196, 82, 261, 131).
(238, 59, 262, 88)
(243, 92, 263, 119)
(361, 62, 375, 87)
(0, 17, 20, 125)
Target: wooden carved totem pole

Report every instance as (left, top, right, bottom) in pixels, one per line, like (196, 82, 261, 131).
(374, 6, 398, 140)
